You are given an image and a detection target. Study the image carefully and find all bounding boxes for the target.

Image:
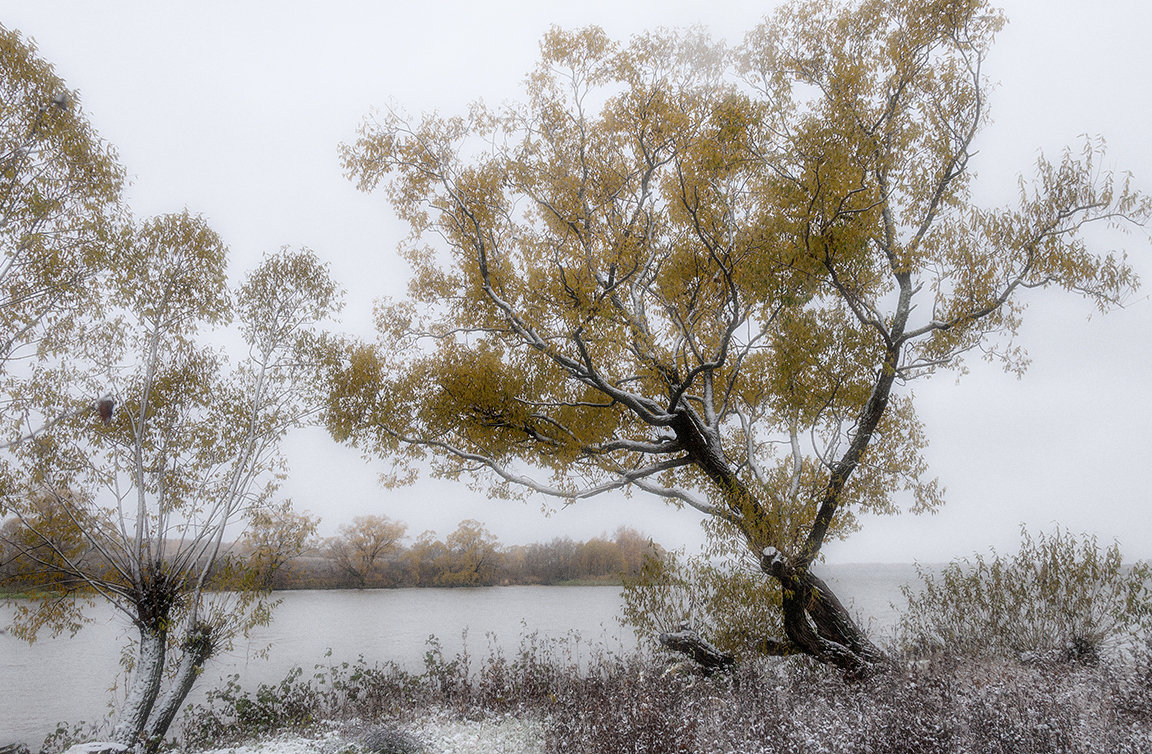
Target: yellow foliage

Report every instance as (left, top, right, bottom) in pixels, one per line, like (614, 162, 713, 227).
(329, 0, 1148, 589)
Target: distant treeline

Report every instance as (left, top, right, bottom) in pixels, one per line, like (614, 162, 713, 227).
(0, 512, 663, 593)
(281, 518, 662, 590)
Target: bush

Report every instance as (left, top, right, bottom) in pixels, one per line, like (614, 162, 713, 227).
(897, 527, 1152, 662)
(620, 545, 784, 661)
(179, 667, 323, 747)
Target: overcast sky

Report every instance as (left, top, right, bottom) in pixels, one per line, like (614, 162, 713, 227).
(4, 1, 1150, 563)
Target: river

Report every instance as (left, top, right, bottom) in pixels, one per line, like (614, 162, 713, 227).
(0, 564, 919, 746)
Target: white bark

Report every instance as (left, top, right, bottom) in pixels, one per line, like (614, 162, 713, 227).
(141, 632, 212, 747)
(109, 627, 165, 747)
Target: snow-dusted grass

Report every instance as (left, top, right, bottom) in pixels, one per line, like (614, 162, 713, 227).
(166, 632, 1152, 754)
(35, 632, 1152, 753)
(407, 711, 544, 753)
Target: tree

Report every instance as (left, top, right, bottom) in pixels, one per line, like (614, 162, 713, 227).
(325, 513, 407, 588)
(3, 235, 340, 749)
(1, 24, 125, 473)
(578, 536, 625, 580)
(238, 500, 320, 589)
(2, 31, 340, 745)
(405, 528, 448, 586)
(327, 0, 1149, 675)
(524, 537, 580, 584)
(613, 527, 659, 580)
(434, 518, 501, 586)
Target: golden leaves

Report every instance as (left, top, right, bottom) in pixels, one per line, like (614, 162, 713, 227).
(118, 211, 231, 334)
(1, 24, 127, 413)
(238, 247, 342, 355)
(536, 25, 616, 82)
(333, 1, 1149, 577)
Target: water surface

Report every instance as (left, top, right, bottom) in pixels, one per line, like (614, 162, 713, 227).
(0, 565, 917, 745)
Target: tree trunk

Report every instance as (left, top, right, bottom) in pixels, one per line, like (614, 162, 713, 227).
(668, 405, 888, 676)
(140, 625, 214, 751)
(762, 547, 886, 677)
(109, 626, 166, 746)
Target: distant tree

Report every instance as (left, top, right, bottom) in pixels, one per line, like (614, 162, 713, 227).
(578, 536, 625, 581)
(325, 514, 407, 588)
(406, 529, 448, 586)
(500, 543, 531, 583)
(613, 527, 659, 580)
(327, 0, 1150, 675)
(2, 238, 340, 750)
(526, 537, 580, 585)
(434, 519, 501, 586)
(0, 488, 95, 599)
(238, 500, 320, 589)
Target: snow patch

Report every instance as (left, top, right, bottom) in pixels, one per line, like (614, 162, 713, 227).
(194, 712, 544, 754)
(63, 745, 129, 754)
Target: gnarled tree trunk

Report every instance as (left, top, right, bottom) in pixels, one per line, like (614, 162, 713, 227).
(762, 548, 886, 677)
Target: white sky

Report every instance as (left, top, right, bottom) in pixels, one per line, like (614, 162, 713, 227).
(3, 0, 1150, 563)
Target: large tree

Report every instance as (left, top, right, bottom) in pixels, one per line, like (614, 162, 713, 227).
(328, 0, 1149, 675)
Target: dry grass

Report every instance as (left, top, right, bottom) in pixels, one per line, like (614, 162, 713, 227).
(166, 632, 1152, 754)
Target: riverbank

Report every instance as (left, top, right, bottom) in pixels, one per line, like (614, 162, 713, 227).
(18, 630, 1152, 753)
(174, 646, 1152, 754)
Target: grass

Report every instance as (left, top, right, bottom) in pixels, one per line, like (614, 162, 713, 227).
(152, 632, 1152, 754)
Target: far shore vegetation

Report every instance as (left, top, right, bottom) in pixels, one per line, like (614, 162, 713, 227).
(1, 515, 661, 595)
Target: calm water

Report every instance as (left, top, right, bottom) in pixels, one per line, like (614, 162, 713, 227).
(0, 564, 918, 746)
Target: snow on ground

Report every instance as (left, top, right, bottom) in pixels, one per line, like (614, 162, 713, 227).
(196, 711, 545, 754)
(408, 713, 544, 754)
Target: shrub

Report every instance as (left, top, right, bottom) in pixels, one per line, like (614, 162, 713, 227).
(897, 527, 1152, 662)
(620, 544, 784, 661)
(179, 667, 322, 748)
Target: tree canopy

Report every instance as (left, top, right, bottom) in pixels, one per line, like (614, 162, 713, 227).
(1, 24, 125, 462)
(327, 0, 1149, 673)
